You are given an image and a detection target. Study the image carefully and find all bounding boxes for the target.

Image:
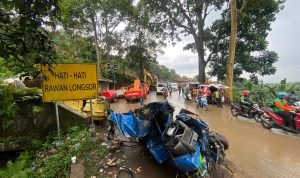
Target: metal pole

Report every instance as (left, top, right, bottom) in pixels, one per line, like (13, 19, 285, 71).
(55, 102, 61, 141)
(89, 99, 94, 125)
(89, 99, 95, 136)
(113, 69, 116, 90)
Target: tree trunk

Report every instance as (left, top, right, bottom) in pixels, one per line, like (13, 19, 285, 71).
(195, 38, 205, 83)
(91, 15, 101, 78)
(225, 0, 238, 102)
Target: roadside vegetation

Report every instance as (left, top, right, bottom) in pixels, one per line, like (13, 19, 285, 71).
(233, 78, 300, 106)
(0, 126, 108, 178)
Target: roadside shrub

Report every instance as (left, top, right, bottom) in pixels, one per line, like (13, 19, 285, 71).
(0, 152, 33, 178)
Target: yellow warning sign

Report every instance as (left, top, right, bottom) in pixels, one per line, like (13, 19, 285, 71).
(41, 63, 98, 102)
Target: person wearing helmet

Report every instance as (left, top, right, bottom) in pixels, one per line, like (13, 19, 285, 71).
(240, 90, 251, 114)
(273, 92, 295, 126)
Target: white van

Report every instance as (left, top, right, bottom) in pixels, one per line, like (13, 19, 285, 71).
(156, 83, 167, 95)
(170, 83, 178, 91)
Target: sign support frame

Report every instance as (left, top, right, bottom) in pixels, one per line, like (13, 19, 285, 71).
(55, 102, 61, 141)
(89, 99, 95, 135)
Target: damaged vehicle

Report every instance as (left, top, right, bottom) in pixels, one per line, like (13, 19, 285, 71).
(107, 101, 229, 177)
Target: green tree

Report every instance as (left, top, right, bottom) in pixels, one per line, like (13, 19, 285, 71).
(124, 1, 165, 80)
(144, 0, 225, 83)
(0, 58, 13, 79)
(125, 32, 161, 80)
(208, 0, 284, 80)
(51, 32, 96, 63)
(60, 0, 134, 76)
(0, 0, 60, 75)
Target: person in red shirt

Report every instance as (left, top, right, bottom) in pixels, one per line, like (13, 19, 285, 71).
(199, 86, 207, 97)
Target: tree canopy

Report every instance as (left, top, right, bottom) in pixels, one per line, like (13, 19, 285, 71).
(0, 0, 60, 75)
(143, 0, 284, 82)
(208, 0, 284, 80)
(0, 0, 285, 85)
(144, 0, 226, 83)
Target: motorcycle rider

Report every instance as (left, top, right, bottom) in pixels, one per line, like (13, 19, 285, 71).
(273, 92, 295, 126)
(183, 85, 191, 100)
(197, 86, 207, 106)
(199, 86, 207, 97)
(240, 90, 251, 114)
(191, 86, 198, 98)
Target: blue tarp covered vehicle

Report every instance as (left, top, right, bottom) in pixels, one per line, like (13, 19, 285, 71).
(108, 101, 228, 177)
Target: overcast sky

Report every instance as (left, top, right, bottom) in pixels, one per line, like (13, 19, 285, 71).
(157, 0, 300, 83)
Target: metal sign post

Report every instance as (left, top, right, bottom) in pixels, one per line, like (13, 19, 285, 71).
(89, 99, 94, 125)
(55, 102, 61, 141)
(89, 99, 95, 136)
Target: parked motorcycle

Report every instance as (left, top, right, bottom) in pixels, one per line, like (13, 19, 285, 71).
(183, 92, 192, 101)
(231, 102, 263, 121)
(260, 108, 300, 134)
(108, 102, 229, 177)
(195, 96, 208, 111)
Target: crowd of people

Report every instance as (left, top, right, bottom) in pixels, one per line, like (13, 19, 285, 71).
(165, 83, 298, 126)
(165, 83, 225, 107)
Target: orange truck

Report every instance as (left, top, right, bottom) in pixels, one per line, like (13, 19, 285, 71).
(124, 79, 148, 102)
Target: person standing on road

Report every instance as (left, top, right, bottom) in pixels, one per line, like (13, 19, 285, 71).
(140, 96, 144, 106)
(214, 89, 221, 107)
(178, 83, 182, 96)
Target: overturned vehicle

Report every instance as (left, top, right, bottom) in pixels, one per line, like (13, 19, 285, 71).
(108, 101, 229, 177)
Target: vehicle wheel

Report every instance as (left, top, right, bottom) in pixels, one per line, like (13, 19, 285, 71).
(203, 105, 208, 111)
(213, 133, 229, 150)
(126, 99, 129, 103)
(231, 107, 239, 117)
(156, 92, 159, 95)
(254, 114, 261, 122)
(260, 115, 273, 129)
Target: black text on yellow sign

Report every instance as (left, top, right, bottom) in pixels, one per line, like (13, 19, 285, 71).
(42, 64, 98, 102)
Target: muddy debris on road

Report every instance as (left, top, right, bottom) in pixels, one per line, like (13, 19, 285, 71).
(103, 91, 300, 178)
(100, 100, 236, 178)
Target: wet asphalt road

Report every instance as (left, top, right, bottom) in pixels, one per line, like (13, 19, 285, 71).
(110, 91, 300, 178)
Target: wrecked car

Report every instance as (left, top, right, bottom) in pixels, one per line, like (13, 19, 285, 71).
(107, 101, 229, 177)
